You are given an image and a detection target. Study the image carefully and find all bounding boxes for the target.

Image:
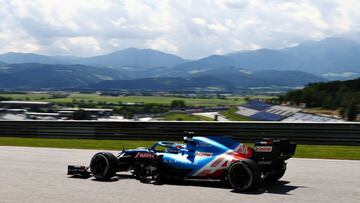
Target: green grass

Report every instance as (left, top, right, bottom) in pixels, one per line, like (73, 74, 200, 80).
(193, 115, 215, 121)
(0, 137, 359, 160)
(0, 93, 52, 100)
(0, 137, 155, 150)
(220, 107, 253, 121)
(161, 113, 216, 121)
(162, 113, 202, 121)
(294, 145, 360, 160)
(0, 93, 246, 107)
(47, 94, 246, 107)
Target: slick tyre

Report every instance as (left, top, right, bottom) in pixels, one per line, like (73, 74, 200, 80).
(227, 159, 261, 191)
(265, 161, 286, 183)
(90, 152, 117, 180)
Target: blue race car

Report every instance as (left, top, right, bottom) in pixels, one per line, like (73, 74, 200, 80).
(68, 133, 296, 191)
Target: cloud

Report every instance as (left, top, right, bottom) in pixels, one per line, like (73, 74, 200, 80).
(0, 0, 360, 58)
(145, 38, 179, 53)
(322, 72, 359, 78)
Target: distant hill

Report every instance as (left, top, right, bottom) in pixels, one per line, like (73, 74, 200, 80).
(165, 63, 325, 87)
(0, 63, 124, 89)
(225, 38, 360, 78)
(282, 38, 360, 74)
(88, 76, 233, 91)
(88, 70, 324, 91)
(0, 37, 358, 89)
(0, 48, 187, 79)
(251, 70, 325, 87)
(281, 77, 360, 113)
(168, 55, 237, 77)
(163, 37, 360, 80)
(157, 37, 360, 80)
(0, 62, 324, 90)
(0, 48, 186, 69)
(1, 38, 359, 80)
(0, 73, 24, 88)
(226, 48, 300, 71)
(82, 48, 186, 69)
(0, 52, 81, 64)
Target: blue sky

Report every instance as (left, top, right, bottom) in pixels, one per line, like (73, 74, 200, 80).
(0, 0, 359, 59)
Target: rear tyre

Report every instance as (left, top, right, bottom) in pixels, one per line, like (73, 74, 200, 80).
(265, 161, 286, 182)
(227, 159, 261, 191)
(90, 152, 117, 180)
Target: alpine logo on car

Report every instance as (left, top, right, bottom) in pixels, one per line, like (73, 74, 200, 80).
(135, 152, 155, 158)
(234, 144, 249, 154)
(192, 151, 235, 177)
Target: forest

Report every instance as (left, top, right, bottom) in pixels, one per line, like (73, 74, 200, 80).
(280, 78, 360, 120)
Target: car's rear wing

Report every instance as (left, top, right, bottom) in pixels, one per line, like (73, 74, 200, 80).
(253, 139, 297, 161)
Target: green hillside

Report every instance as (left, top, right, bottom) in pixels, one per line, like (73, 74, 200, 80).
(281, 78, 360, 120)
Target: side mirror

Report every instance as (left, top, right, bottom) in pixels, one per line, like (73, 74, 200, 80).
(184, 131, 195, 137)
(184, 136, 193, 142)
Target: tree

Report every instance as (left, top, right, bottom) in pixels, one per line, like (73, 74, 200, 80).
(345, 102, 358, 121)
(171, 100, 186, 108)
(0, 96, 9, 101)
(122, 110, 134, 119)
(51, 93, 69, 99)
(339, 107, 346, 119)
(322, 96, 335, 109)
(73, 109, 91, 120)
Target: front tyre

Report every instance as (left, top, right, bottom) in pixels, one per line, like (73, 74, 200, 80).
(227, 159, 261, 191)
(90, 152, 117, 180)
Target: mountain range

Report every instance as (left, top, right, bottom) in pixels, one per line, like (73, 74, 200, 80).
(0, 63, 124, 89)
(0, 37, 359, 90)
(89, 71, 324, 91)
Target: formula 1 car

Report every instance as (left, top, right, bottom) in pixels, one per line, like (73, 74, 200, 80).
(68, 133, 296, 191)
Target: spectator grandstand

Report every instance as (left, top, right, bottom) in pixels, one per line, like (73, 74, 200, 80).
(236, 107, 259, 117)
(236, 100, 343, 122)
(249, 112, 285, 121)
(265, 105, 302, 117)
(242, 100, 272, 111)
(282, 112, 343, 122)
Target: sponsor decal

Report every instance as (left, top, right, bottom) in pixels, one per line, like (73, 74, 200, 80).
(255, 146, 273, 152)
(135, 152, 155, 158)
(196, 152, 213, 157)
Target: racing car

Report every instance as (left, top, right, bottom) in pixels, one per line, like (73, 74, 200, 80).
(68, 133, 296, 191)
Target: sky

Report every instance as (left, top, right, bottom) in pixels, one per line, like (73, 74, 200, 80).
(0, 0, 360, 59)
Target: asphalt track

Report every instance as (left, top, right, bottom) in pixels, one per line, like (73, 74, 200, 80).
(0, 146, 359, 203)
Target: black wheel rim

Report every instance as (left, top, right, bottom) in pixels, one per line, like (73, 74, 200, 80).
(91, 155, 108, 177)
(229, 163, 252, 190)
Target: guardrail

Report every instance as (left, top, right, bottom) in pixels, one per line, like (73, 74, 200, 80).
(0, 121, 359, 145)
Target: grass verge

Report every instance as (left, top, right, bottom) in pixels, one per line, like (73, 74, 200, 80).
(0, 137, 155, 150)
(220, 107, 253, 121)
(162, 113, 202, 121)
(293, 144, 360, 160)
(0, 93, 246, 107)
(0, 137, 359, 160)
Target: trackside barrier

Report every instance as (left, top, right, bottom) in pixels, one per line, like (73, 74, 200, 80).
(0, 121, 359, 145)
